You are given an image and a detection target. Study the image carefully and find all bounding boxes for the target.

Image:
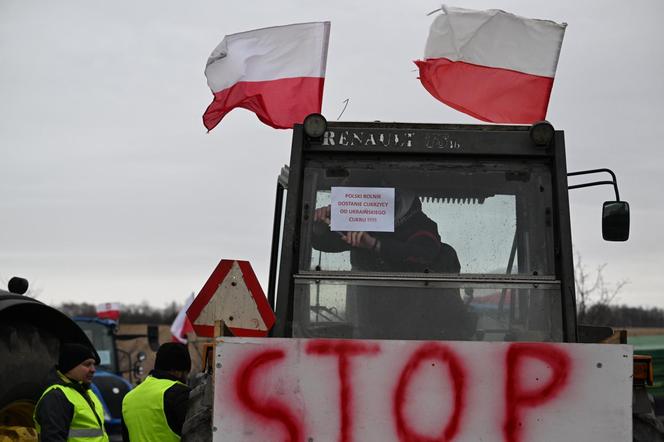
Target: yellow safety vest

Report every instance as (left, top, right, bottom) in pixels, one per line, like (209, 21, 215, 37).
(34, 378, 109, 442)
(122, 375, 183, 442)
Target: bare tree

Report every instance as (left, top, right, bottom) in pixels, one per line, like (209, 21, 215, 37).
(575, 251, 628, 324)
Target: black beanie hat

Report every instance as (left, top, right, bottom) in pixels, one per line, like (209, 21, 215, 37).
(154, 342, 191, 372)
(58, 343, 99, 374)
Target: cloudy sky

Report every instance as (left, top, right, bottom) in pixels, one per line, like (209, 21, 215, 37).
(1, 0, 662, 309)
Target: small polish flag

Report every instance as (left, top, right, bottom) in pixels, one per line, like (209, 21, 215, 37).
(203, 21, 331, 131)
(415, 6, 567, 124)
(96, 303, 121, 322)
(170, 293, 195, 344)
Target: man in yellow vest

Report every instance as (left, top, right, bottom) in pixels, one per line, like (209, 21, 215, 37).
(121, 343, 191, 441)
(34, 343, 108, 441)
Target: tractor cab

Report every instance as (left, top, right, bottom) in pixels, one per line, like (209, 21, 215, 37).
(269, 117, 629, 344)
(73, 318, 123, 374)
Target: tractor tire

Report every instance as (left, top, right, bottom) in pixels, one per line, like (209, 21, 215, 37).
(181, 373, 213, 442)
(633, 413, 664, 442)
(0, 292, 95, 428)
(0, 320, 59, 427)
(0, 426, 38, 442)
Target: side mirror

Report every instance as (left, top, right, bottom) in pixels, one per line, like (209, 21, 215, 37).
(133, 351, 147, 381)
(602, 201, 630, 241)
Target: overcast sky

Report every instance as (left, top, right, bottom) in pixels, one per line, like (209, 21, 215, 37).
(1, 0, 663, 309)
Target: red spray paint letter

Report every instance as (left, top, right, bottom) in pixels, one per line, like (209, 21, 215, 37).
(503, 343, 572, 442)
(305, 340, 380, 442)
(393, 342, 466, 442)
(234, 349, 304, 442)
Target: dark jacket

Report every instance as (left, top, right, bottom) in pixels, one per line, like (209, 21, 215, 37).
(312, 199, 460, 273)
(121, 370, 191, 441)
(312, 200, 468, 339)
(34, 369, 104, 442)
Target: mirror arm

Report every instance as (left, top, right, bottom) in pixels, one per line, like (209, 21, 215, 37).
(567, 168, 621, 201)
(568, 181, 617, 198)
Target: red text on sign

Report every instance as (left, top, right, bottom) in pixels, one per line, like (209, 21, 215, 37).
(233, 349, 304, 442)
(306, 340, 381, 442)
(229, 341, 574, 442)
(393, 343, 466, 442)
(502, 343, 572, 442)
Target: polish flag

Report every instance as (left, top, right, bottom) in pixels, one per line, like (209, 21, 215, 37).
(203, 22, 330, 131)
(96, 303, 121, 322)
(170, 293, 195, 344)
(415, 6, 567, 124)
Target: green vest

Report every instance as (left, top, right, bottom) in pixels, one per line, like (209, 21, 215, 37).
(34, 379, 109, 442)
(122, 375, 182, 442)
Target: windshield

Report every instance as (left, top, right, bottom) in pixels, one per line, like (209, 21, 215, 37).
(75, 320, 118, 372)
(292, 158, 562, 342)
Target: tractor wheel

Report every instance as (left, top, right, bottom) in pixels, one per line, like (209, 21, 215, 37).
(0, 320, 59, 428)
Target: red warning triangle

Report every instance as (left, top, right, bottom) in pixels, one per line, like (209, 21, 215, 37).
(186, 260, 275, 337)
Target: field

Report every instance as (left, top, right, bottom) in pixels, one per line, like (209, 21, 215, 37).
(626, 328, 664, 337)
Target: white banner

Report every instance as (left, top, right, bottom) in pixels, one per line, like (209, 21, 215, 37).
(330, 186, 395, 232)
(213, 338, 632, 441)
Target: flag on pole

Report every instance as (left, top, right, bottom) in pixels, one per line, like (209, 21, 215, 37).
(96, 303, 121, 322)
(203, 21, 331, 131)
(170, 293, 195, 344)
(415, 6, 566, 124)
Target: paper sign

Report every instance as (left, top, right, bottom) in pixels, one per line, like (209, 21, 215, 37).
(330, 187, 394, 232)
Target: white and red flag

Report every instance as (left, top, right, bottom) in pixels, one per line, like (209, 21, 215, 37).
(170, 293, 195, 344)
(203, 22, 330, 131)
(415, 6, 566, 124)
(96, 302, 121, 322)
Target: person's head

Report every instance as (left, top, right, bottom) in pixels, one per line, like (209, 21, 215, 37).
(395, 189, 418, 221)
(154, 342, 191, 383)
(58, 343, 99, 385)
